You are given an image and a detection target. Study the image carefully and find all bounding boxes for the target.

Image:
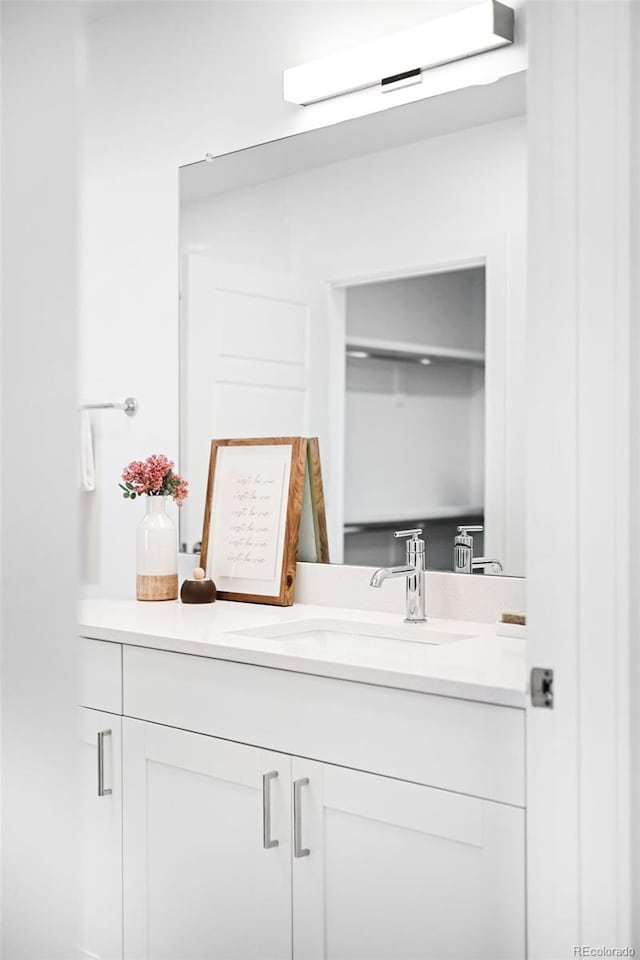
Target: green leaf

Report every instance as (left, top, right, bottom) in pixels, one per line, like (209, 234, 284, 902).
(126, 482, 134, 490)
(130, 492, 137, 499)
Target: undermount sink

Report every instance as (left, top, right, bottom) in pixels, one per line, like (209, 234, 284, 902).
(230, 618, 476, 651)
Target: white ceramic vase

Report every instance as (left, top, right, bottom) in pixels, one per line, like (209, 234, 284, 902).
(136, 496, 178, 601)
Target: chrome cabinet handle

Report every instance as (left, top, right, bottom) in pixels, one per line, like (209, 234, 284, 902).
(293, 777, 310, 858)
(97, 730, 112, 797)
(262, 771, 279, 849)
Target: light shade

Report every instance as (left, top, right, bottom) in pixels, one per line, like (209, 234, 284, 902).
(283, 1, 514, 106)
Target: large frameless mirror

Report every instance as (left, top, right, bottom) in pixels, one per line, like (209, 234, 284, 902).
(179, 72, 526, 576)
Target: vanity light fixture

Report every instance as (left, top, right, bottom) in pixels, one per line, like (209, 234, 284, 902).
(419, 357, 433, 366)
(347, 349, 371, 359)
(283, 0, 514, 106)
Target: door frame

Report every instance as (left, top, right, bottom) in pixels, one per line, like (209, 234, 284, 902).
(526, 2, 635, 954)
(327, 234, 512, 571)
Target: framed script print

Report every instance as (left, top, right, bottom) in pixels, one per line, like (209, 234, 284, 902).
(200, 437, 306, 606)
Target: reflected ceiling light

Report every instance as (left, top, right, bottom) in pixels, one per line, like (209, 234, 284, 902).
(419, 357, 433, 366)
(346, 349, 371, 359)
(283, 0, 514, 106)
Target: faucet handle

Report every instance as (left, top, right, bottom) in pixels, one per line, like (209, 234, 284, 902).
(394, 528, 423, 540)
(457, 525, 483, 537)
(394, 528, 425, 561)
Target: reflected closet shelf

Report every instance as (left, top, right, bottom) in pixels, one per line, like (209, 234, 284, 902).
(346, 336, 485, 365)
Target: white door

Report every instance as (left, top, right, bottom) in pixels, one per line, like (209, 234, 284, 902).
(79, 708, 123, 960)
(122, 718, 292, 960)
(181, 254, 342, 558)
(291, 759, 525, 960)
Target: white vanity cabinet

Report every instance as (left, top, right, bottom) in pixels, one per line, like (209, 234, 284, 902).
(122, 719, 292, 960)
(79, 708, 123, 960)
(80, 635, 526, 960)
(292, 759, 525, 960)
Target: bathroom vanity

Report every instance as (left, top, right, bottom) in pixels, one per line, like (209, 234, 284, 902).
(79, 596, 526, 960)
(80, 50, 529, 960)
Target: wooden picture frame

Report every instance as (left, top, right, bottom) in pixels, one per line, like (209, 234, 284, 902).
(200, 437, 306, 606)
(298, 437, 330, 564)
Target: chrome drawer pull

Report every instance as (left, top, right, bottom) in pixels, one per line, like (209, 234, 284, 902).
(97, 730, 112, 797)
(293, 777, 310, 858)
(262, 771, 279, 849)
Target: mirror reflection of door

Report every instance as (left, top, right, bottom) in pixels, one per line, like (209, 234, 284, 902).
(181, 255, 332, 558)
(342, 268, 485, 571)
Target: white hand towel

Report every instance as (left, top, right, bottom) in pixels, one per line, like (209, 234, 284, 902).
(79, 410, 96, 492)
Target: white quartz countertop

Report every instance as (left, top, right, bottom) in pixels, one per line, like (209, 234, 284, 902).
(79, 598, 526, 708)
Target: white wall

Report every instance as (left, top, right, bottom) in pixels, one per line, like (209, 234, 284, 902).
(180, 119, 524, 292)
(1, 2, 80, 953)
(345, 358, 481, 520)
(81, 0, 526, 597)
(346, 269, 485, 351)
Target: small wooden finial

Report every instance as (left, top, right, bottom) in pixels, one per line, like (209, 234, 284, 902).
(181, 568, 216, 604)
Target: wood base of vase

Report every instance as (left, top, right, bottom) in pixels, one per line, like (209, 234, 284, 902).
(137, 574, 178, 601)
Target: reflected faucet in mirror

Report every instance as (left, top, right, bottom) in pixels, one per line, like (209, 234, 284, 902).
(454, 525, 503, 575)
(370, 529, 426, 623)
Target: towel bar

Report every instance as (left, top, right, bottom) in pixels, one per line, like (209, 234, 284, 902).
(79, 397, 137, 417)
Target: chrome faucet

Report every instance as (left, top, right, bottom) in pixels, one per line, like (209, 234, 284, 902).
(370, 528, 426, 623)
(454, 525, 503, 574)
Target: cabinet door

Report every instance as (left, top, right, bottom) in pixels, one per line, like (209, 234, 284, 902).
(79, 708, 123, 960)
(123, 718, 292, 960)
(292, 760, 525, 960)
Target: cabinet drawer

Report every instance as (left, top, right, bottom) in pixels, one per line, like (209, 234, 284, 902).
(79, 637, 122, 714)
(124, 646, 525, 806)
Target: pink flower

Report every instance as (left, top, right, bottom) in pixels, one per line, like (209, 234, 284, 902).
(119, 454, 188, 505)
(174, 478, 189, 507)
